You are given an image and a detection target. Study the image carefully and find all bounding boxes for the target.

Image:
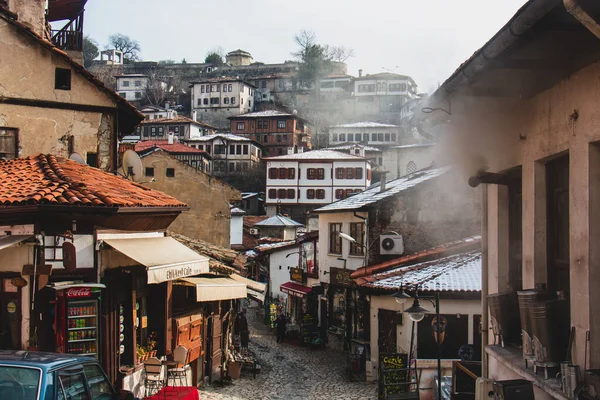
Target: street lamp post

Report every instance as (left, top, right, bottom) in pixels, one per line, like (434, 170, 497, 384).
(403, 292, 442, 400)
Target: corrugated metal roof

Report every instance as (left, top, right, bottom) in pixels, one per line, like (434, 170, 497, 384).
(253, 215, 303, 227)
(315, 166, 451, 212)
(367, 250, 481, 292)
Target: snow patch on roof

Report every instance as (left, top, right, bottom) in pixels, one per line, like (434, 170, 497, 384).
(332, 122, 397, 128)
(326, 144, 382, 153)
(234, 110, 293, 118)
(254, 215, 303, 227)
(315, 166, 450, 212)
(265, 149, 365, 161)
(368, 251, 481, 292)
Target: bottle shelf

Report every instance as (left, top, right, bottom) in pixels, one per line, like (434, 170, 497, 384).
(68, 315, 96, 319)
(68, 338, 97, 343)
(70, 353, 96, 356)
(68, 327, 97, 331)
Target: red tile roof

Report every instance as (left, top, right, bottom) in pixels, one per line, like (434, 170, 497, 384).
(351, 236, 481, 282)
(0, 154, 187, 208)
(134, 140, 207, 155)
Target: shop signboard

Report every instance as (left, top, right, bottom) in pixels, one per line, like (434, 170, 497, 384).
(290, 267, 305, 284)
(330, 267, 355, 288)
(147, 262, 206, 284)
(378, 353, 412, 399)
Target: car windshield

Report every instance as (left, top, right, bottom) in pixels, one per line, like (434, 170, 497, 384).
(0, 365, 40, 400)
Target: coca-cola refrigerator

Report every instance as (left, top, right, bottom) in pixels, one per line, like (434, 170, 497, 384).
(54, 285, 102, 359)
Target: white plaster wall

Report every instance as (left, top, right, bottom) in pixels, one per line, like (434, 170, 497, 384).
(230, 215, 243, 246)
(268, 249, 299, 300)
(382, 146, 437, 179)
(265, 161, 298, 186)
(329, 125, 399, 145)
(368, 295, 481, 382)
(298, 162, 333, 186)
(332, 160, 370, 187)
(317, 211, 369, 284)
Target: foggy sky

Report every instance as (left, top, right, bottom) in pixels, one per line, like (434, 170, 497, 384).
(84, 0, 528, 94)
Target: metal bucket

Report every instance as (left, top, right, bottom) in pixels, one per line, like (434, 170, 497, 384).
(517, 290, 542, 357)
(488, 292, 521, 346)
(530, 299, 569, 363)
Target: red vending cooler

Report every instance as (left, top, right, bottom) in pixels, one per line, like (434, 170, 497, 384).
(54, 285, 102, 359)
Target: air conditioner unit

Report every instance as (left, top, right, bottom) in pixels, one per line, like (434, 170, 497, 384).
(475, 378, 494, 400)
(249, 228, 259, 236)
(380, 234, 404, 255)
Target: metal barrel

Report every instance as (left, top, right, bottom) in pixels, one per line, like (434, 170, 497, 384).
(488, 292, 521, 345)
(530, 299, 569, 363)
(517, 289, 542, 357)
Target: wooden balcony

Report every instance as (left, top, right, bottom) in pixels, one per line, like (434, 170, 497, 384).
(50, 9, 84, 52)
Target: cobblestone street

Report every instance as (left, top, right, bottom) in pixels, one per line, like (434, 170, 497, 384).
(200, 308, 377, 400)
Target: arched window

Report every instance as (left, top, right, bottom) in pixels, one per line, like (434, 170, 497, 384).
(407, 161, 417, 174)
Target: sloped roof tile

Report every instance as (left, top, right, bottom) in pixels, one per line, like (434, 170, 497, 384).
(0, 154, 186, 208)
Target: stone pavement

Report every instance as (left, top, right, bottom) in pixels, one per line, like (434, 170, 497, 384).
(199, 307, 377, 400)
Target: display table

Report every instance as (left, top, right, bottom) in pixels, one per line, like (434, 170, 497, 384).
(145, 386, 199, 400)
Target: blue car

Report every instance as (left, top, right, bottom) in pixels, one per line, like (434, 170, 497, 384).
(0, 351, 133, 400)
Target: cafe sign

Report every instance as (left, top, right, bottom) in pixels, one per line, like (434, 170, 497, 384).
(147, 261, 207, 284)
(330, 267, 355, 288)
(290, 267, 305, 283)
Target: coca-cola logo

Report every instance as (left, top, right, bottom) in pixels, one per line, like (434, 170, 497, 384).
(66, 287, 91, 298)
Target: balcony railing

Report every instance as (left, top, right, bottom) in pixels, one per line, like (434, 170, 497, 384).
(51, 10, 84, 52)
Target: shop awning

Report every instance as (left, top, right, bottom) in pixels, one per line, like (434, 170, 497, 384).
(49, 282, 106, 290)
(0, 235, 32, 251)
(177, 277, 247, 302)
(280, 282, 312, 298)
(103, 237, 209, 284)
(230, 274, 266, 302)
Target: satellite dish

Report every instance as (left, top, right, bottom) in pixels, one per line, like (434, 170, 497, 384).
(121, 150, 143, 182)
(69, 152, 86, 164)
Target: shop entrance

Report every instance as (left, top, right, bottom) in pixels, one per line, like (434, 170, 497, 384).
(378, 309, 400, 354)
(0, 279, 21, 350)
(207, 315, 223, 382)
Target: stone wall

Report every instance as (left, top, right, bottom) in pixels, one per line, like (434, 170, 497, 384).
(140, 151, 241, 247)
(0, 17, 119, 168)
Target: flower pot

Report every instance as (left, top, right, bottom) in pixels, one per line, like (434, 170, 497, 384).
(151, 350, 157, 357)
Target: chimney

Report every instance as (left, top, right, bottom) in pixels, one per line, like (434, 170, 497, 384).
(9, 0, 47, 38)
(379, 172, 387, 193)
(358, 69, 363, 78)
(168, 132, 174, 145)
(192, 110, 197, 121)
(167, 110, 174, 119)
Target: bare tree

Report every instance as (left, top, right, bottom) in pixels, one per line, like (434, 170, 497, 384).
(107, 33, 141, 63)
(205, 46, 225, 65)
(327, 46, 354, 63)
(82, 36, 99, 68)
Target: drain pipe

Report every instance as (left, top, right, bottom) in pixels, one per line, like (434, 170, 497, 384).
(481, 185, 489, 379)
(564, 0, 600, 39)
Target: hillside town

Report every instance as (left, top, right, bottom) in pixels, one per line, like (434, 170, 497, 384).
(0, 0, 599, 400)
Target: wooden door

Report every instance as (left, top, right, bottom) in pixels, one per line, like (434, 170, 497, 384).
(378, 309, 400, 354)
(210, 315, 222, 382)
(0, 289, 21, 350)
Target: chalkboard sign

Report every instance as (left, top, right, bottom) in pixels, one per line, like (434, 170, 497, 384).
(379, 353, 412, 399)
(301, 313, 315, 346)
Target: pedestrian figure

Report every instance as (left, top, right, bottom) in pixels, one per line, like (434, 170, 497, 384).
(275, 313, 288, 343)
